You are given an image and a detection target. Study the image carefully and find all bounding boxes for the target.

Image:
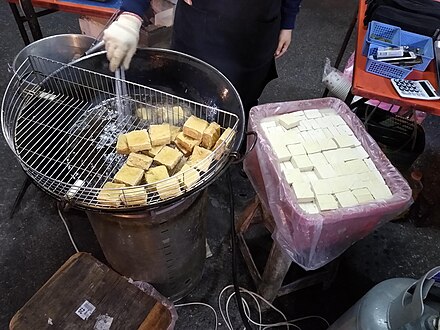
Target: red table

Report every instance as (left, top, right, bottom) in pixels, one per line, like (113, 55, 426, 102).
(353, 0, 440, 115)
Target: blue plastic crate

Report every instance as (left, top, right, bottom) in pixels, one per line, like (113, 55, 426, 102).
(400, 30, 434, 71)
(366, 45, 412, 79)
(362, 21, 401, 56)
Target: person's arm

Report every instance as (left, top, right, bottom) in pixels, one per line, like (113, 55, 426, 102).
(275, 0, 302, 59)
(103, 0, 150, 71)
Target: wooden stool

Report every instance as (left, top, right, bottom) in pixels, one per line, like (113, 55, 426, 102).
(236, 195, 339, 303)
(10, 253, 174, 329)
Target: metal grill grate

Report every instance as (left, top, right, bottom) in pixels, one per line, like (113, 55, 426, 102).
(2, 56, 239, 210)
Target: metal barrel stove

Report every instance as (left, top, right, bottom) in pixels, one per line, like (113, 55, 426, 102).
(2, 48, 245, 300)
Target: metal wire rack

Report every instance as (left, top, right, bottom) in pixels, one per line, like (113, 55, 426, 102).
(2, 56, 239, 210)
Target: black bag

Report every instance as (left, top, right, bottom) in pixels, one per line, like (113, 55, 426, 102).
(364, 0, 440, 37)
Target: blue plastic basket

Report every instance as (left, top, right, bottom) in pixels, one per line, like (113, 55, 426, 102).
(366, 45, 412, 79)
(362, 21, 401, 56)
(400, 30, 434, 71)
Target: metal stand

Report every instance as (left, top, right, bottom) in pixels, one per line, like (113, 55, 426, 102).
(9, 175, 32, 219)
(8, 0, 56, 45)
(236, 195, 339, 303)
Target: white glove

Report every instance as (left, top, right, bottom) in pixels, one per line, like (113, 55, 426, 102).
(103, 13, 142, 72)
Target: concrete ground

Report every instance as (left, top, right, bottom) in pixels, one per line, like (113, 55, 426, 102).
(2, 0, 440, 329)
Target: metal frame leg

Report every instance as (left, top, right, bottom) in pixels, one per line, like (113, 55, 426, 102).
(9, 3, 30, 45)
(19, 0, 43, 41)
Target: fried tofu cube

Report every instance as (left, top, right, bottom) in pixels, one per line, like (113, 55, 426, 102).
(120, 187, 147, 206)
(114, 164, 144, 186)
(135, 106, 149, 120)
(183, 115, 209, 140)
(149, 124, 171, 146)
(170, 125, 182, 142)
(187, 145, 213, 172)
(145, 165, 169, 184)
(156, 177, 182, 200)
(175, 132, 201, 156)
(97, 182, 126, 207)
(201, 122, 221, 149)
(214, 127, 235, 150)
(126, 130, 152, 152)
(176, 164, 200, 190)
(142, 145, 164, 158)
(127, 153, 153, 171)
(116, 134, 130, 154)
(154, 146, 184, 171)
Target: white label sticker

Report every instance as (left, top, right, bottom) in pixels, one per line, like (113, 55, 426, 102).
(75, 300, 96, 320)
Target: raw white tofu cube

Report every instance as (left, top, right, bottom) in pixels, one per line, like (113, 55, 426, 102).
(299, 202, 319, 214)
(278, 113, 302, 129)
(280, 161, 295, 173)
(335, 191, 358, 208)
(334, 134, 356, 148)
(323, 128, 333, 139)
(346, 159, 370, 174)
(267, 126, 285, 136)
(349, 173, 370, 190)
(329, 115, 346, 126)
(314, 129, 326, 140)
(318, 138, 338, 151)
(319, 108, 337, 116)
(272, 144, 291, 162)
(352, 188, 374, 204)
(291, 127, 301, 135)
(316, 194, 339, 211)
(291, 110, 305, 117)
(303, 141, 321, 154)
(328, 177, 350, 193)
(363, 158, 376, 171)
(339, 148, 358, 162)
(281, 131, 302, 145)
(304, 109, 322, 119)
(291, 154, 314, 171)
(287, 144, 306, 156)
(283, 168, 303, 184)
(308, 152, 328, 166)
(311, 179, 333, 195)
(353, 146, 369, 159)
(328, 126, 340, 137)
(314, 163, 337, 179)
(337, 124, 354, 136)
(368, 182, 392, 200)
(292, 182, 314, 203)
(260, 120, 277, 130)
(323, 150, 340, 164)
(304, 171, 319, 182)
(299, 120, 312, 131)
(300, 131, 315, 143)
(309, 119, 321, 130)
(332, 162, 351, 176)
(370, 169, 385, 184)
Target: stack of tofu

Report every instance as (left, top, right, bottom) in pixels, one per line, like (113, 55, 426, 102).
(97, 114, 235, 207)
(261, 108, 392, 214)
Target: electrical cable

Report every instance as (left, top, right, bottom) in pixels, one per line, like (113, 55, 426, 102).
(175, 302, 218, 330)
(57, 205, 79, 253)
(227, 168, 253, 329)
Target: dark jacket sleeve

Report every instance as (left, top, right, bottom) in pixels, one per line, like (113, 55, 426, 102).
(281, 0, 302, 29)
(120, 0, 150, 18)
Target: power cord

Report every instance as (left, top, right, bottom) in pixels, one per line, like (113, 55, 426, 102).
(227, 168, 253, 329)
(57, 204, 79, 253)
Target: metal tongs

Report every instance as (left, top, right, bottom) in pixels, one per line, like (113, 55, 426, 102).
(115, 67, 131, 119)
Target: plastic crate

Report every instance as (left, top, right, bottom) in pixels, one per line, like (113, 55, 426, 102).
(400, 30, 434, 71)
(366, 45, 412, 79)
(362, 21, 401, 56)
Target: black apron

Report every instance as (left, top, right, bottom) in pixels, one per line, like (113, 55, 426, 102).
(171, 0, 281, 113)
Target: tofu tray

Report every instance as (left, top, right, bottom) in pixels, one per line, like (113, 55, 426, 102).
(2, 56, 239, 211)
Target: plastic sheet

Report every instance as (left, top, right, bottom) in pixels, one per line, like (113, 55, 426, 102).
(132, 280, 178, 330)
(243, 97, 413, 270)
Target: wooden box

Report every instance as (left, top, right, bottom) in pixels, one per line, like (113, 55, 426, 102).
(10, 253, 174, 329)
